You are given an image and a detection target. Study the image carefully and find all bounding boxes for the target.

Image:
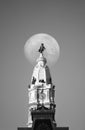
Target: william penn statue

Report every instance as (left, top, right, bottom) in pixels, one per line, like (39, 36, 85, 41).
(38, 43, 46, 53)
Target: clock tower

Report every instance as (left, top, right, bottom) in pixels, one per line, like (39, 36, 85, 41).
(27, 43, 56, 128)
(18, 43, 69, 130)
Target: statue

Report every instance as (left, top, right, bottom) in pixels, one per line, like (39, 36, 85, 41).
(38, 43, 46, 53)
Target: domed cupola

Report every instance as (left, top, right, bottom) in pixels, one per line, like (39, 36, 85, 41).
(31, 52, 52, 88)
(30, 43, 52, 90)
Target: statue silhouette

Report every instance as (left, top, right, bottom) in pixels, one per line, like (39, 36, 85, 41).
(38, 43, 45, 53)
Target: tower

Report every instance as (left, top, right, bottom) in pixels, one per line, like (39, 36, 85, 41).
(27, 43, 56, 129)
(18, 34, 69, 130)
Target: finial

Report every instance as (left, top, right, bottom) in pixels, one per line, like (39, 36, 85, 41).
(38, 43, 46, 54)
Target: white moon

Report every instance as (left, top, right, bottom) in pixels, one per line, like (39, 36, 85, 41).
(24, 33, 60, 66)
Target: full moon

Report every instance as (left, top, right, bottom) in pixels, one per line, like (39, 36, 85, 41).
(24, 33, 60, 66)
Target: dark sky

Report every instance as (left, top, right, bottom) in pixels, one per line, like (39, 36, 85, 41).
(0, 1, 85, 130)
